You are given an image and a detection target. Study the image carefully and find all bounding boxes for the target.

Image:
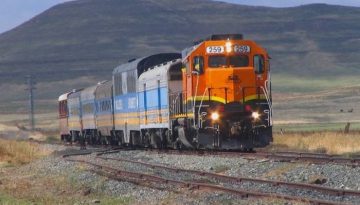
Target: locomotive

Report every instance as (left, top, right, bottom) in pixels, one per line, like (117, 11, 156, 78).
(58, 34, 273, 150)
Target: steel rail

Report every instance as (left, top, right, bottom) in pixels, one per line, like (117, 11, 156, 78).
(46, 136, 360, 167)
(258, 153, 360, 165)
(66, 158, 350, 205)
(97, 156, 360, 197)
(139, 149, 360, 167)
(59, 142, 360, 167)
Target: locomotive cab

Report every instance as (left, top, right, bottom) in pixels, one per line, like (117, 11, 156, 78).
(178, 34, 272, 150)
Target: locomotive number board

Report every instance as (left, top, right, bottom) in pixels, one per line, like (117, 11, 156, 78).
(206, 46, 224, 54)
(206, 45, 251, 54)
(234, 45, 251, 53)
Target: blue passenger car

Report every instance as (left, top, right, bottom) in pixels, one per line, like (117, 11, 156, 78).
(95, 80, 115, 144)
(67, 89, 83, 142)
(80, 82, 107, 144)
(112, 53, 181, 146)
(138, 59, 183, 148)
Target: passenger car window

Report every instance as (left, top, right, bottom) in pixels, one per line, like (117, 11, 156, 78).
(254, 55, 264, 74)
(114, 74, 122, 96)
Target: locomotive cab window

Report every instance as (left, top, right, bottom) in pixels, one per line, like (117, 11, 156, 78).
(254, 55, 265, 74)
(192, 56, 204, 74)
(229, 55, 249, 67)
(208, 55, 226, 68)
(209, 55, 249, 68)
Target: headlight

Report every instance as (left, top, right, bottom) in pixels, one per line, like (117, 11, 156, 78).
(225, 41, 232, 53)
(211, 112, 220, 121)
(252, 112, 260, 119)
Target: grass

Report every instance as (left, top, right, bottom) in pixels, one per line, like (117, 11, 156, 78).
(272, 74, 360, 93)
(45, 135, 60, 143)
(274, 122, 360, 132)
(212, 165, 230, 173)
(272, 132, 360, 155)
(0, 139, 50, 166)
(0, 192, 31, 205)
(263, 163, 299, 179)
(0, 173, 133, 205)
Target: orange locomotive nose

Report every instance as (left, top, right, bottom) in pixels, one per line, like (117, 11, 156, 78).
(179, 34, 272, 149)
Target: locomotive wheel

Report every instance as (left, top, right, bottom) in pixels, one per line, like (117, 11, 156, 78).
(176, 140, 183, 150)
(110, 132, 120, 146)
(143, 132, 151, 148)
(114, 131, 123, 147)
(150, 132, 161, 149)
(66, 135, 72, 143)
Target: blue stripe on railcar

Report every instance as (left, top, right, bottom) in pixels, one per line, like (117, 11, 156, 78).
(114, 93, 138, 113)
(139, 87, 168, 112)
(81, 99, 96, 117)
(96, 97, 113, 115)
(68, 103, 81, 118)
(160, 87, 168, 108)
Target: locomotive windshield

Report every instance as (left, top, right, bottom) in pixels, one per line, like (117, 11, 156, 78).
(229, 55, 249, 67)
(208, 55, 226, 67)
(208, 55, 249, 68)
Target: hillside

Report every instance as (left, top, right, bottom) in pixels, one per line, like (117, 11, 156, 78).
(0, 0, 360, 114)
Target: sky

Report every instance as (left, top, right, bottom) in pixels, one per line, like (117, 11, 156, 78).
(0, 0, 359, 34)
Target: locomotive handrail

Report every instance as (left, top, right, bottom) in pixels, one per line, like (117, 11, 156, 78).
(197, 87, 209, 128)
(261, 86, 273, 126)
(241, 86, 265, 103)
(169, 91, 185, 117)
(241, 85, 272, 126)
(263, 77, 273, 126)
(192, 71, 200, 127)
(169, 92, 180, 116)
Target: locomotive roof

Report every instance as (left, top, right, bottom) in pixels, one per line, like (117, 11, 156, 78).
(139, 59, 182, 79)
(113, 53, 181, 77)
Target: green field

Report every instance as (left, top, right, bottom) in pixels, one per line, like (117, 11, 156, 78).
(274, 122, 360, 132)
(272, 75, 360, 93)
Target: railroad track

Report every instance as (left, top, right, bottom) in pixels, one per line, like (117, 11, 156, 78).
(96, 156, 360, 198)
(62, 152, 360, 205)
(44, 137, 360, 167)
(39, 138, 360, 167)
(251, 151, 360, 167)
(38, 137, 359, 167)
(135, 149, 360, 167)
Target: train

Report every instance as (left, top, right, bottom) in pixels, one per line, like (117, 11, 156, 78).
(59, 34, 273, 150)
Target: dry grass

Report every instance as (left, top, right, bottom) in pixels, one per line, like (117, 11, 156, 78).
(272, 132, 360, 155)
(263, 163, 299, 179)
(0, 139, 51, 166)
(0, 171, 132, 205)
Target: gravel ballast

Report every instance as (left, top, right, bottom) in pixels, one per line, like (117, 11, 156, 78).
(3, 144, 360, 205)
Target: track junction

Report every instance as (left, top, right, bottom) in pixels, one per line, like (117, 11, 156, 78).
(60, 146, 360, 205)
